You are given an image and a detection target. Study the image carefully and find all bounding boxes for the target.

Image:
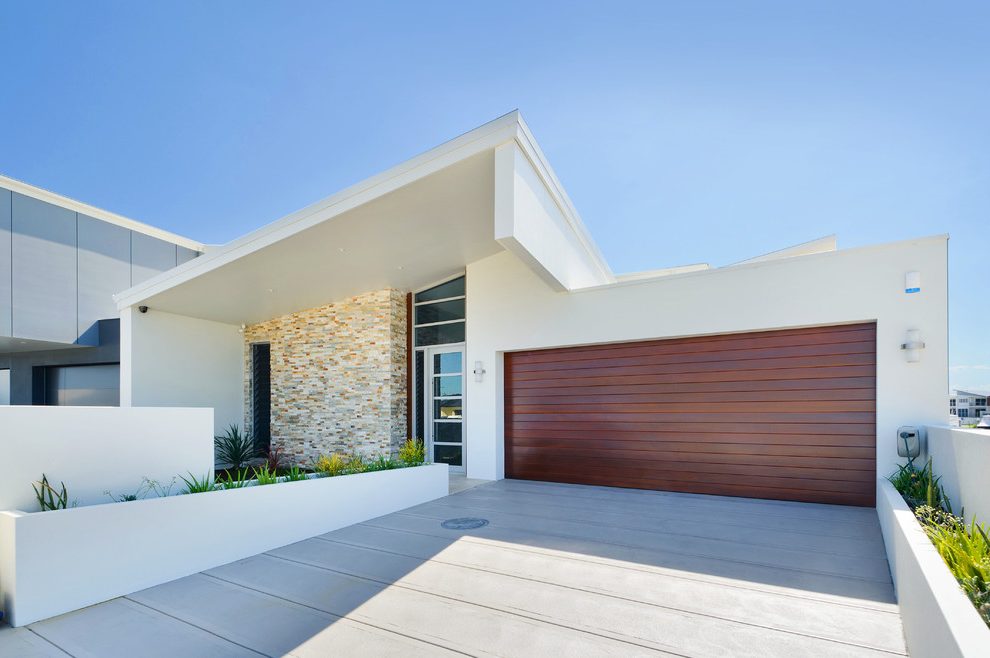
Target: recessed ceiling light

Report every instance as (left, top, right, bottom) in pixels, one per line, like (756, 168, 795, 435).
(338, 248, 345, 253)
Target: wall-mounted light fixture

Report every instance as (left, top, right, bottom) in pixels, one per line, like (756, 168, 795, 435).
(473, 361, 486, 382)
(901, 328, 925, 363)
(905, 271, 921, 294)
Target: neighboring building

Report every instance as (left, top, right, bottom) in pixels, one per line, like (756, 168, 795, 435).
(950, 389, 988, 421)
(110, 111, 948, 507)
(0, 175, 202, 406)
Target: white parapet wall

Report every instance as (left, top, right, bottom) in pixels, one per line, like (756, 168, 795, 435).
(0, 406, 214, 511)
(0, 463, 448, 626)
(927, 425, 990, 525)
(876, 478, 990, 658)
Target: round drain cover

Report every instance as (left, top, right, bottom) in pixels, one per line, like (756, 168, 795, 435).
(441, 517, 489, 530)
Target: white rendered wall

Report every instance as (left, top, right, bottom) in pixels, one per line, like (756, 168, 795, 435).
(0, 406, 213, 511)
(927, 426, 990, 525)
(494, 142, 610, 291)
(465, 236, 948, 481)
(0, 463, 448, 626)
(876, 478, 990, 657)
(121, 306, 244, 434)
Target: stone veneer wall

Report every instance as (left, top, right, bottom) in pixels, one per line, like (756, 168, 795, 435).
(243, 289, 407, 465)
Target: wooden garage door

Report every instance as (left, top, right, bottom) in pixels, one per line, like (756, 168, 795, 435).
(505, 323, 876, 506)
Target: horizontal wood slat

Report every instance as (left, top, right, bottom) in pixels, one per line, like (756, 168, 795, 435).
(505, 323, 877, 506)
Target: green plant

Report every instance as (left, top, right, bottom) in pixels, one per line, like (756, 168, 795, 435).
(179, 472, 217, 494)
(314, 453, 349, 476)
(253, 464, 280, 486)
(916, 506, 990, 626)
(285, 465, 308, 482)
(104, 476, 178, 503)
(345, 453, 366, 473)
(214, 424, 259, 470)
(33, 474, 68, 511)
(218, 467, 251, 490)
(398, 438, 426, 466)
(364, 454, 400, 471)
(888, 456, 949, 511)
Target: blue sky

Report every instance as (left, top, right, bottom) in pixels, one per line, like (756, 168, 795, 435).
(1, 1, 987, 390)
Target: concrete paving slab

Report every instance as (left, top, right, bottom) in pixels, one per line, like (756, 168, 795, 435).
(28, 598, 258, 658)
(0, 624, 70, 657)
(271, 536, 901, 657)
(207, 552, 663, 656)
(314, 524, 904, 651)
(128, 572, 454, 657)
(18, 479, 906, 657)
(424, 489, 888, 557)
(396, 500, 892, 581)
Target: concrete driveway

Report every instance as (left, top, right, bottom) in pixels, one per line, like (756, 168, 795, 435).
(0, 479, 906, 657)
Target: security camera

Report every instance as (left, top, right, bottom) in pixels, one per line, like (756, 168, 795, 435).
(138, 305, 149, 314)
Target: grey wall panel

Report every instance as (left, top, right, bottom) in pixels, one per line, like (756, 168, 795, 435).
(131, 232, 177, 285)
(11, 193, 77, 343)
(0, 188, 11, 336)
(77, 214, 130, 344)
(176, 246, 198, 265)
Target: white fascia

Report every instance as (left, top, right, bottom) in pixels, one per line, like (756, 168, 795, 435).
(0, 173, 203, 252)
(115, 110, 616, 310)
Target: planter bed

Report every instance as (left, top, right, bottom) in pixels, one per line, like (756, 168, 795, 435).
(0, 462, 448, 627)
(876, 478, 990, 658)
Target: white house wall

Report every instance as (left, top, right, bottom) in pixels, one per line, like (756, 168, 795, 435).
(121, 306, 243, 434)
(465, 236, 948, 482)
(494, 142, 611, 291)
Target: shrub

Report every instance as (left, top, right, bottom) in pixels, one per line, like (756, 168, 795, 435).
(285, 465, 308, 482)
(314, 454, 348, 477)
(892, 458, 990, 629)
(253, 464, 280, 486)
(104, 476, 178, 502)
(179, 472, 216, 494)
(888, 456, 949, 511)
(916, 506, 990, 626)
(264, 446, 284, 472)
(215, 424, 259, 471)
(218, 468, 251, 490)
(33, 474, 68, 511)
(365, 454, 400, 471)
(345, 454, 365, 473)
(398, 439, 426, 466)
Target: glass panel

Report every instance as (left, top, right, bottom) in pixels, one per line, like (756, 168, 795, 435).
(414, 351, 425, 441)
(415, 299, 465, 325)
(434, 399, 462, 419)
(433, 443, 462, 466)
(433, 352, 462, 374)
(414, 276, 465, 303)
(415, 322, 465, 346)
(433, 375, 462, 397)
(434, 422, 462, 443)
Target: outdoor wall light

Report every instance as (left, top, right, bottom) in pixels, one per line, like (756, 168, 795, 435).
(901, 328, 925, 363)
(473, 361, 486, 382)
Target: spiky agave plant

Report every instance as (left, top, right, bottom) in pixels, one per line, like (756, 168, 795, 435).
(214, 424, 259, 471)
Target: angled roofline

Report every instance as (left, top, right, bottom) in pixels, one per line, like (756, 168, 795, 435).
(115, 111, 614, 310)
(0, 173, 204, 252)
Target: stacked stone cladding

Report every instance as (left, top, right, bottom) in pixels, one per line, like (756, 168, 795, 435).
(243, 289, 407, 465)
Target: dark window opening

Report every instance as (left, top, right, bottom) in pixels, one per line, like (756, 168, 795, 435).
(251, 343, 272, 453)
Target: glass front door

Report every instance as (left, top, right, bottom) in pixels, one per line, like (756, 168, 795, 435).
(426, 345, 464, 473)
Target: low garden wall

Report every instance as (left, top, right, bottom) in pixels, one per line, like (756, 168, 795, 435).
(876, 478, 990, 658)
(927, 425, 990, 525)
(0, 462, 448, 626)
(0, 406, 214, 511)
